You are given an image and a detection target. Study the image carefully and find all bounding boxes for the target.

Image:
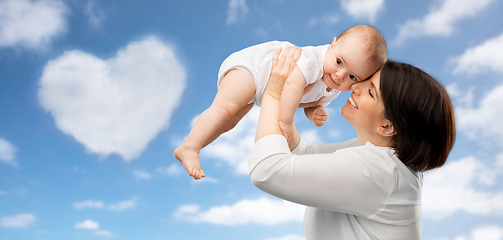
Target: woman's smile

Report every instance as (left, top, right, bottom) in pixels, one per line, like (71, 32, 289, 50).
(348, 94, 358, 109)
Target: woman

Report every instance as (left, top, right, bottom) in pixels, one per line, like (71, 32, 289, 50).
(249, 47, 456, 240)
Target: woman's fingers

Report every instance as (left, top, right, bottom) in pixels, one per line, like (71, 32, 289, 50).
(292, 46, 302, 62)
(277, 46, 291, 69)
(284, 46, 301, 70)
(285, 46, 302, 74)
(266, 46, 302, 98)
(276, 46, 302, 77)
(282, 47, 293, 72)
(272, 47, 282, 69)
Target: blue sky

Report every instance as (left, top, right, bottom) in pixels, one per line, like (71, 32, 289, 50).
(0, 0, 503, 239)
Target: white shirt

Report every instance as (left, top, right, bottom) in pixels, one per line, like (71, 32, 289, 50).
(249, 135, 423, 240)
(218, 41, 340, 107)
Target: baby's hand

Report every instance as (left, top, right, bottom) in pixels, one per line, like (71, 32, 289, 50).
(311, 105, 327, 127)
(279, 121, 294, 143)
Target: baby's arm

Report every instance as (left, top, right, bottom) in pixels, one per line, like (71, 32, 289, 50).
(279, 66, 307, 142)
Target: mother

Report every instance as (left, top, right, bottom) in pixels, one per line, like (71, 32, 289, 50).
(249, 47, 455, 240)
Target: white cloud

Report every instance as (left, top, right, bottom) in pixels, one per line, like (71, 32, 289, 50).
(450, 34, 503, 144)
(174, 197, 304, 225)
(0, 188, 28, 197)
(438, 225, 503, 240)
(107, 198, 136, 211)
(174, 204, 200, 217)
(423, 156, 503, 219)
(0, 138, 17, 166)
(308, 13, 339, 27)
(264, 235, 305, 240)
(455, 84, 503, 146)
(300, 129, 321, 144)
(0, 213, 36, 228)
(133, 170, 151, 180)
(452, 33, 503, 74)
(201, 107, 259, 175)
(255, 28, 270, 39)
(73, 166, 88, 173)
(84, 0, 106, 27)
(155, 164, 183, 177)
(0, 0, 68, 49)
(73, 200, 105, 209)
(395, 0, 494, 44)
(226, 0, 248, 25)
(75, 219, 99, 230)
(38, 36, 186, 161)
(191, 176, 218, 184)
(74, 219, 114, 237)
(468, 225, 503, 240)
(95, 230, 114, 237)
(73, 198, 136, 211)
(340, 0, 385, 23)
(445, 83, 475, 107)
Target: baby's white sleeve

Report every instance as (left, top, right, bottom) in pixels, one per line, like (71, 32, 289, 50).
(295, 46, 324, 86)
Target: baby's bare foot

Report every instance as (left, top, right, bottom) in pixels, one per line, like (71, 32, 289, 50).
(312, 106, 327, 127)
(173, 146, 206, 180)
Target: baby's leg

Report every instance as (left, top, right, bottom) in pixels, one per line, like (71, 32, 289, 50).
(174, 69, 255, 179)
(203, 102, 254, 148)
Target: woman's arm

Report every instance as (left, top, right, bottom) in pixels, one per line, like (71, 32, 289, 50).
(292, 137, 359, 155)
(255, 46, 302, 149)
(250, 139, 393, 217)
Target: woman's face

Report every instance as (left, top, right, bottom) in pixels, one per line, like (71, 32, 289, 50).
(341, 70, 388, 135)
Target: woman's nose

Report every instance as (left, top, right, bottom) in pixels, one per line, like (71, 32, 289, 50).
(351, 81, 361, 94)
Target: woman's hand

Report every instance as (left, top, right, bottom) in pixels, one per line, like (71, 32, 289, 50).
(263, 46, 302, 101)
(255, 46, 302, 144)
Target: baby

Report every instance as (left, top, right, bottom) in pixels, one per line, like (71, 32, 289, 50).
(175, 25, 387, 179)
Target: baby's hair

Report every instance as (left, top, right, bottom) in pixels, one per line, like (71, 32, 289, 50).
(338, 25, 387, 68)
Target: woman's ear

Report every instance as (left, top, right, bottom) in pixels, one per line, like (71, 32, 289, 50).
(377, 119, 395, 137)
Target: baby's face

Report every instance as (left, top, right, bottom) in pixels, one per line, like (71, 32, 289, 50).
(322, 36, 379, 92)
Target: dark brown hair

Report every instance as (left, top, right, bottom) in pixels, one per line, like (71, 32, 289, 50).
(380, 60, 456, 172)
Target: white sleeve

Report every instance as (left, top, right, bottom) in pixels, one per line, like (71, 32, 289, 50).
(292, 136, 359, 155)
(249, 135, 394, 218)
(296, 46, 324, 86)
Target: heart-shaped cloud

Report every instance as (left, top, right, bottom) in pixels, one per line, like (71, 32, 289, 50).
(38, 36, 186, 161)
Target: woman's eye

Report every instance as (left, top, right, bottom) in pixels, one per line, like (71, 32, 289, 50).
(349, 75, 356, 81)
(336, 59, 342, 66)
(368, 89, 374, 98)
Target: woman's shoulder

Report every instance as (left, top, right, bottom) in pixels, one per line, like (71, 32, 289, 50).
(340, 143, 423, 224)
(341, 142, 422, 188)
(338, 142, 398, 172)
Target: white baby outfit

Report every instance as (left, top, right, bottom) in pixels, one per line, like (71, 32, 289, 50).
(217, 41, 340, 107)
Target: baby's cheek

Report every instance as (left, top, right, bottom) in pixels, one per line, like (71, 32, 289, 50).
(339, 82, 354, 92)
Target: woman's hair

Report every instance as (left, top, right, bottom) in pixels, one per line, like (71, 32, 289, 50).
(380, 60, 456, 172)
